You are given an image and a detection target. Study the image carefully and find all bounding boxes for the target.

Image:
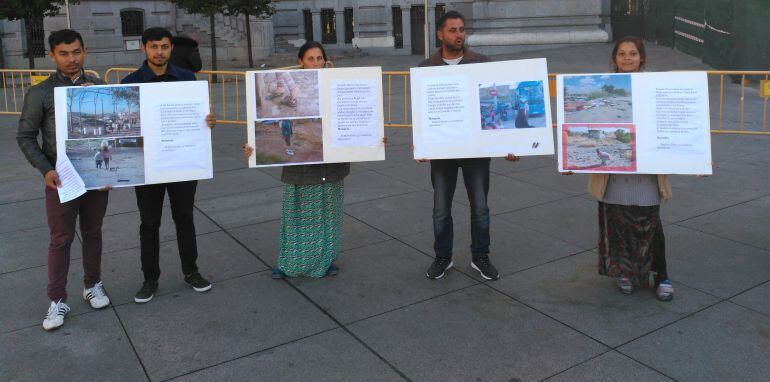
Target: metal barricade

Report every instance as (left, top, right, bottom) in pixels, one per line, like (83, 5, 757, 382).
(0, 69, 100, 116)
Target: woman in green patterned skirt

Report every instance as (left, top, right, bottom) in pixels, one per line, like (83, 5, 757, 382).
(245, 41, 384, 278)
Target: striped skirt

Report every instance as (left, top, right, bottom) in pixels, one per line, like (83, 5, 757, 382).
(277, 181, 344, 278)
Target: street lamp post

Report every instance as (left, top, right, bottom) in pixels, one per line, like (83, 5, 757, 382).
(423, 0, 429, 59)
(65, 0, 71, 28)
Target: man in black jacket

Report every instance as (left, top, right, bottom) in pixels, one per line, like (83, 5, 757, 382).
(419, 11, 518, 281)
(17, 29, 111, 330)
(121, 27, 217, 303)
(170, 33, 203, 72)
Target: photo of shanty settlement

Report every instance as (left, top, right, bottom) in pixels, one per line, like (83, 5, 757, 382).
(65, 137, 145, 188)
(479, 81, 547, 130)
(562, 124, 636, 172)
(66, 86, 141, 139)
(563, 74, 632, 123)
(252, 118, 324, 166)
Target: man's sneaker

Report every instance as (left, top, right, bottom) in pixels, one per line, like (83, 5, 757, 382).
(184, 272, 212, 292)
(42, 300, 70, 331)
(470, 255, 500, 281)
(134, 280, 158, 303)
(426, 257, 453, 279)
(656, 280, 674, 302)
(83, 281, 110, 309)
(617, 277, 634, 294)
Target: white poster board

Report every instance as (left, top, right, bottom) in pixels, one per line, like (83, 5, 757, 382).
(54, 81, 213, 200)
(410, 58, 555, 160)
(245, 67, 385, 168)
(556, 71, 712, 174)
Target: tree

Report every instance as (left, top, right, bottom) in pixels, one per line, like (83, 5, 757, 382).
(0, 0, 73, 68)
(223, 0, 273, 68)
(169, 0, 228, 77)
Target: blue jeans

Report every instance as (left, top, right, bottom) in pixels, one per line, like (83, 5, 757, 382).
(430, 158, 491, 259)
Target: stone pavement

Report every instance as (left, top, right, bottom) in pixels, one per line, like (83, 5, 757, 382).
(1, 44, 770, 382)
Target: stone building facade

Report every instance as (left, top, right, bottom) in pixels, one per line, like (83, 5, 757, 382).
(0, 0, 274, 69)
(272, 0, 612, 55)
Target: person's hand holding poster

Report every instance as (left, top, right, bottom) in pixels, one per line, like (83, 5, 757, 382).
(556, 71, 712, 175)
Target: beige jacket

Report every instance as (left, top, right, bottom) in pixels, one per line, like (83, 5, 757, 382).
(587, 174, 672, 202)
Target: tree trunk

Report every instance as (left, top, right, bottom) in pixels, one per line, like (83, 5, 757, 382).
(245, 11, 254, 68)
(209, 13, 218, 82)
(24, 16, 35, 69)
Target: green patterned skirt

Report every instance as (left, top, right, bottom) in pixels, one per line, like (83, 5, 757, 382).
(277, 181, 344, 277)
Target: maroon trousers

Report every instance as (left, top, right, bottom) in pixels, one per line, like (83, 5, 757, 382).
(45, 187, 109, 302)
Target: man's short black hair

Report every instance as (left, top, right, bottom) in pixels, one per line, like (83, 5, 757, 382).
(436, 10, 465, 30)
(48, 29, 85, 51)
(141, 27, 174, 45)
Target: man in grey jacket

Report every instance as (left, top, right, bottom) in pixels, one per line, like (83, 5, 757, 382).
(17, 29, 111, 331)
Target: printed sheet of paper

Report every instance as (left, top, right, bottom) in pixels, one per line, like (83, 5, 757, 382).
(410, 58, 554, 160)
(54, 81, 212, 193)
(55, 155, 87, 203)
(245, 67, 385, 168)
(556, 72, 712, 174)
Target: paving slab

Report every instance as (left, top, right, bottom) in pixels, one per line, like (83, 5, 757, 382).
(489, 155, 556, 175)
(194, 186, 284, 229)
(0, 309, 148, 382)
(348, 285, 607, 381)
(0, 226, 81, 274)
(289, 239, 477, 324)
(451, 174, 570, 215)
(0, 198, 48, 234)
(343, 169, 420, 205)
(382, 127, 412, 147)
(619, 302, 770, 382)
(672, 159, 770, 203)
(345, 190, 469, 238)
(0, 176, 44, 205)
(664, 224, 770, 298)
(373, 162, 433, 190)
(195, 168, 282, 201)
(228, 214, 390, 264)
(170, 328, 404, 382)
(543, 351, 674, 382)
(493, 252, 720, 347)
(730, 281, 770, 317)
(678, 195, 770, 252)
(659, 185, 747, 224)
(115, 272, 338, 381)
(498, 195, 599, 250)
(358, 145, 418, 171)
(399, 216, 584, 279)
(105, 186, 141, 216)
(506, 167, 590, 196)
(213, 152, 248, 173)
(101, 207, 221, 254)
(98, 230, 267, 305)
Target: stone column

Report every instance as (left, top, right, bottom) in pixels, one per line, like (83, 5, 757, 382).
(401, 7, 411, 51)
(335, 10, 345, 45)
(427, 6, 436, 51)
(312, 10, 322, 43)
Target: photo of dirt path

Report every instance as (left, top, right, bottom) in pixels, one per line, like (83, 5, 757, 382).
(562, 124, 636, 172)
(253, 119, 323, 166)
(66, 137, 145, 188)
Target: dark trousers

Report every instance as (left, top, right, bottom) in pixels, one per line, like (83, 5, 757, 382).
(135, 181, 199, 281)
(430, 158, 491, 259)
(45, 187, 109, 301)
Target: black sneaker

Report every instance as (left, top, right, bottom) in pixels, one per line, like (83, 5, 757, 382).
(184, 272, 212, 292)
(426, 257, 454, 279)
(471, 255, 500, 280)
(134, 280, 158, 303)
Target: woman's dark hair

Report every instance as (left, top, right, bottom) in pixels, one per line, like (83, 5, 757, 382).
(48, 29, 84, 51)
(611, 35, 646, 72)
(298, 41, 327, 62)
(142, 27, 174, 45)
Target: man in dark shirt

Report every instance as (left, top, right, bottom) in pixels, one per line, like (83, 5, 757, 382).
(418, 11, 519, 281)
(121, 27, 217, 303)
(17, 29, 111, 330)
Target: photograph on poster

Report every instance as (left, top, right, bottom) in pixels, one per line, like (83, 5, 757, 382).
(479, 81, 547, 130)
(65, 137, 145, 187)
(562, 124, 636, 172)
(255, 71, 321, 119)
(66, 86, 141, 139)
(253, 119, 323, 165)
(563, 75, 632, 123)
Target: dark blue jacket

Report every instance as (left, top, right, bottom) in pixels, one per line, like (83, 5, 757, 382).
(120, 61, 196, 84)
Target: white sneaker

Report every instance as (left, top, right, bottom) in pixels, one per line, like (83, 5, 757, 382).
(42, 300, 71, 331)
(83, 281, 110, 309)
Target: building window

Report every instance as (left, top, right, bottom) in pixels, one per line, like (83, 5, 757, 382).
(321, 9, 337, 44)
(392, 7, 403, 49)
(344, 8, 354, 44)
(25, 14, 46, 58)
(120, 9, 144, 37)
(435, 4, 446, 47)
(303, 10, 313, 41)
